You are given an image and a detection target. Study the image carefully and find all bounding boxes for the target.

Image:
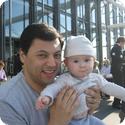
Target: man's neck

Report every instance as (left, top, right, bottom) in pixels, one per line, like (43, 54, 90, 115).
(22, 71, 44, 94)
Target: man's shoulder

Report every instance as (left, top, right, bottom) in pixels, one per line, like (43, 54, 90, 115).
(0, 72, 33, 115)
(0, 72, 24, 101)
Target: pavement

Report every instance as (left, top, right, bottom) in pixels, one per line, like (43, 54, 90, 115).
(94, 96, 121, 125)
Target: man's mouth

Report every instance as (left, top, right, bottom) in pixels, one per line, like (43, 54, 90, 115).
(42, 70, 57, 78)
(43, 70, 55, 73)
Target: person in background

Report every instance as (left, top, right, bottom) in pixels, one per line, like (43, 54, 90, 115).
(93, 60, 100, 74)
(7, 53, 22, 77)
(119, 50, 125, 123)
(100, 59, 112, 82)
(100, 59, 112, 99)
(13, 52, 23, 76)
(118, 118, 125, 125)
(0, 24, 101, 125)
(0, 60, 7, 84)
(110, 36, 125, 109)
(119, 109, 125, 123)
(36, 35, 125, 125)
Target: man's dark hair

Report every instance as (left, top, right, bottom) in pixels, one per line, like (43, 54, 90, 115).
(19, 23, 64, 54)
(116, 36, 125, 43)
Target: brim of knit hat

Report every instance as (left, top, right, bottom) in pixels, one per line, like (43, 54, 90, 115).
(64, 49, 96, 58)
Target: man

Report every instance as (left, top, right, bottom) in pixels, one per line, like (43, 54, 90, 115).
(0, 23, 102, 125)
(119, 50, 125, 123)
(111, 36, 125, 109)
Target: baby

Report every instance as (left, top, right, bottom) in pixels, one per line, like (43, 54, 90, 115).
(36, 35, 125, 120)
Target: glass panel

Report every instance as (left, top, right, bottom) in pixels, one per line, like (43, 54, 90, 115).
(4, 0, 29, 60)
(77, 1, 85, 35)
(5, 0, 29, 38)
(101, 2, 105, 24)
(44, 0, 52, 6)
(60, 0, 71, 38)
(37, 0, 53, 26)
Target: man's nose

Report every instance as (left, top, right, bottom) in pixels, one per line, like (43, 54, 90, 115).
(46, 56, 57, 66)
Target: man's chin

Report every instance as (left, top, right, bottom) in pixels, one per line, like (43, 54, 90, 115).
(45, 78, 55, 85)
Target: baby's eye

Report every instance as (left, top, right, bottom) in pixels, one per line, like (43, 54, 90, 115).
(85, 59, 90, 62)
(73, 60, 79, 63)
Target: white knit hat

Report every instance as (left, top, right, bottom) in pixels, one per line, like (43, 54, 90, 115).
(64, 35, 96, 58)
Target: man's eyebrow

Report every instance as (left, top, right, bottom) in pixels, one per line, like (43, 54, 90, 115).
(35, 50, 61, 53)
(35, 50, 48, 53)
(36, 50, 47, 53)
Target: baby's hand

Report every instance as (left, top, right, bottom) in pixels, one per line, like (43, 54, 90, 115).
(36, 96, 50, 110)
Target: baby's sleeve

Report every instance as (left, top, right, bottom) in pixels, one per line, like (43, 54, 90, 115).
(40, 74, 67, 105)
(98, 75, 125, 102)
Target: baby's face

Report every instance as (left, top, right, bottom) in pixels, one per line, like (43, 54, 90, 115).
(64, 55, 95, 79)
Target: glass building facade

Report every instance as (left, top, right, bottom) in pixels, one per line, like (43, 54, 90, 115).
(0, 0, 125, 68)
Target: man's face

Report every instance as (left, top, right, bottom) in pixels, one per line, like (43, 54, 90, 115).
(20, 38, 61, 92)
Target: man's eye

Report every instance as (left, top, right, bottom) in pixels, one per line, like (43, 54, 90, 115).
(54, 54, 61, 59)
(38, 54, 48, 58)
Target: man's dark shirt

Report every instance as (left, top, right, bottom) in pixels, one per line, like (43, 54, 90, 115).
(110, 43, 123, 74)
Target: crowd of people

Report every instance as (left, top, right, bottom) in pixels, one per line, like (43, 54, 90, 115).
(0, 23, 125, 125)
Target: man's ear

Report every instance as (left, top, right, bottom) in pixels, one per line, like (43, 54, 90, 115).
(19, 49, 26, 64)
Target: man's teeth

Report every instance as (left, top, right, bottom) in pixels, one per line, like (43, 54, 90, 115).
(44, 70, 55, 73)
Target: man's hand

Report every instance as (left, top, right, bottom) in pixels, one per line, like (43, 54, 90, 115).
(48, 86, 79, 125)
(84, 85, 101, 114)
